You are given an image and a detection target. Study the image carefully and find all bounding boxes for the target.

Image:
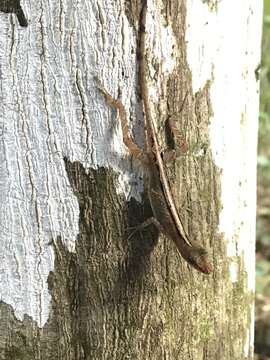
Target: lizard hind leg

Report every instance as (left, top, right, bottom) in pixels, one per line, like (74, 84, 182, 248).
(165, 91, 189, 157)
(95, 78, 148, 166)
(165, 118, 188, 156)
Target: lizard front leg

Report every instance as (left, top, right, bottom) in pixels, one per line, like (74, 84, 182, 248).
(127, 216, 164, 240)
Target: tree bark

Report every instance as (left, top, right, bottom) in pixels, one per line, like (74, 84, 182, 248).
(0, 0, 262, 359)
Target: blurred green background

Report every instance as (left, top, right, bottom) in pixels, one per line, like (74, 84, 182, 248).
(257, 0, 270, 296)
(255, 0, 270, 358)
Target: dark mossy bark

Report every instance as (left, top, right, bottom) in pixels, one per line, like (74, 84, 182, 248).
(0, 0, 28, 26)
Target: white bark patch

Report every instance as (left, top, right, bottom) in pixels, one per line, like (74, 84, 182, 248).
(186, 0, 261, 355)
(0, 0, 140, 327)
(147, 1, 176, 75)
(145, 0, 177, 134)
(147, 0, 177, 93)
(186, 0, 261, 286)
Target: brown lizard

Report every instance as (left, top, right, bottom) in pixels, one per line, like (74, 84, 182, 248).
(95, 3, 213, 275)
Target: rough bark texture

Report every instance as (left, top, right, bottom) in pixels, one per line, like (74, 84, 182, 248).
(0, 0, 259, 359)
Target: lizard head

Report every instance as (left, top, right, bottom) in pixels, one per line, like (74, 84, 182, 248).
(185, 246, 213, 274)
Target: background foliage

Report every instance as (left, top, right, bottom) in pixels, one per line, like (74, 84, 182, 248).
(257, 0, 270, 295)
(255, 1, 270, 358)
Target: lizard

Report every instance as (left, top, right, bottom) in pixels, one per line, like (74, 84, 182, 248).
(95, 2, 213, 275)
(0, 0, 28, 27)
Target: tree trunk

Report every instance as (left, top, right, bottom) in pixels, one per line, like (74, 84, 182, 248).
(0, 0, 262, 359)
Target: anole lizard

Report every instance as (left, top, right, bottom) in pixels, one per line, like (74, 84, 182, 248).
(95, 2, 213, 275)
